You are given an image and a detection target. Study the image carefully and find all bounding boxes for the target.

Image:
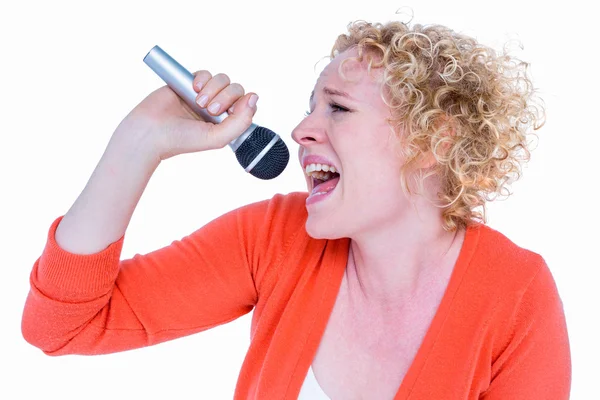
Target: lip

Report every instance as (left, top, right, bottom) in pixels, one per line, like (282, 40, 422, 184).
(306, 184, 337, 206)
(301, 154, 341, 201)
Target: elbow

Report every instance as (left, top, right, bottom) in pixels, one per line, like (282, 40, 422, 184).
(21, 314, 55, 356)
(21, 322, 67, 357)
(21, 321, 48, 355)
(21, 299, 67, 356)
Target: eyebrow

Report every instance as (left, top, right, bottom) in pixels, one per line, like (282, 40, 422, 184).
(309, 87, 355, 103)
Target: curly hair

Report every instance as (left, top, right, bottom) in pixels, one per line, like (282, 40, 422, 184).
(330, 20, 545, 232)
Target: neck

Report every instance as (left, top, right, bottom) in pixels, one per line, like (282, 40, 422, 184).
(346, 201, 464, 307)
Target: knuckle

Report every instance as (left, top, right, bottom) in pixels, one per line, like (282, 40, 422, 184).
(216, 84, 245, 106)
(193, 70, 211, 78)
(193, 70, 212, 89)
(239, 113, 253, 127)
(230, 82, 245, 95)
(213, 73, 231, 85)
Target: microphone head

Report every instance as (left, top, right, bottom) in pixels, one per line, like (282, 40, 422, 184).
(235, 126, 290, 180)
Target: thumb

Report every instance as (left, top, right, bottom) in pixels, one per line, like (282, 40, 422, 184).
(203, 93, 259, 150)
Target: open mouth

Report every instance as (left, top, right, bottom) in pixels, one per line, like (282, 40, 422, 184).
(305, 164, 341, 197)
(312, 175, 340, 194)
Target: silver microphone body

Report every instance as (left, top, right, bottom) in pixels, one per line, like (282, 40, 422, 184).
(143, 45, 288, 178)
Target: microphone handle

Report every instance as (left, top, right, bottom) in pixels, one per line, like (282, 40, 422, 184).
(143, 45, 254, 152)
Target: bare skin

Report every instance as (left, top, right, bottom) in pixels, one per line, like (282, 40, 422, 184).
(54, 44, 464, 399)
(291, 48, 466, 399)
(311, 231, 464, 399)
(54, 71, 257, 254)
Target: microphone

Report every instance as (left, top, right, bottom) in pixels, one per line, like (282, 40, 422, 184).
(143, 45, 289, 180)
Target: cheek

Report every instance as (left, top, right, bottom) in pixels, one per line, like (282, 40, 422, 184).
(341, 157, 403, 200)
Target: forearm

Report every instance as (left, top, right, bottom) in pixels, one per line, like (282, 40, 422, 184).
(55, 131, 160, 254)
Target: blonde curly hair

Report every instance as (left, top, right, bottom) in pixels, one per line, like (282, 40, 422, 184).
(330, 20, 545, 232)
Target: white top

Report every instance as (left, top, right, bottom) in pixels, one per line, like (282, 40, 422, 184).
(297, 366, 331, 399)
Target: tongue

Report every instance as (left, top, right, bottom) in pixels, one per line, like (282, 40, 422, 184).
(312, 176, 340, 195)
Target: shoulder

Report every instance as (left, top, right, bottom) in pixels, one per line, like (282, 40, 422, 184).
(233, 191, 309, 235)
(475, 223, 545, 268)
(464, 223, 566, 339)
(197, 191, 309, 265)
(242, 191, 308, 217)
(229, 192, 311, 286)
(466, 223, 550, 295)
(467, 225, 570, 392)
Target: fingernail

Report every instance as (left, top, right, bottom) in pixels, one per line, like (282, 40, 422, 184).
(197, 95, 208, 107)
(196, 80, 206, 90)
(208, 102, 220, 114)
(248, 94, 258, 108)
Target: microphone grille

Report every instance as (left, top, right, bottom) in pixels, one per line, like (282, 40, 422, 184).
(235, 126, 290, 180)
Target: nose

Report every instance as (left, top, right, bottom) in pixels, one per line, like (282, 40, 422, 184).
(291, 115, 327, 146)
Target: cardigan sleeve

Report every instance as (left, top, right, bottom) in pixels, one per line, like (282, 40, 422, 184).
(480, 258, 572, 399)
(21, 193, 305, 356)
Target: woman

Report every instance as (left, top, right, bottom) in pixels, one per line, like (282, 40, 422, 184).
(21, 19, 571, 399)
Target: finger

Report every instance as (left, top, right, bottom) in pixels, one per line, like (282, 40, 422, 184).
(228, 91, 250, 114)
(228, 100, 239, 114)
(195, 73, 230, 109)
(192, 70, 212, 92)
(204, 92, 259, 149)
(228, 92, 251, 114)
(176, 92, 259, 153)
(205, 83, 245, 116)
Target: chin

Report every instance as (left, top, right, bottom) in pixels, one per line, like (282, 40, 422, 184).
(304, 216, 347, 240)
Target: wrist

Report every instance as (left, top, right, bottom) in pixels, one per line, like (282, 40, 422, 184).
(107, 127, 162, 171)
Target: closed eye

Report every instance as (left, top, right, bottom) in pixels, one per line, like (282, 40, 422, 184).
(304, 102, 350, 117)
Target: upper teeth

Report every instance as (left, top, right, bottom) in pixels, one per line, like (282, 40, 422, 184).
(305, 163, 338, 180)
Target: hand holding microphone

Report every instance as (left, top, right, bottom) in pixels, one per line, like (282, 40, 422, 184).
(142, 45, 289, 179)
(52, 46, 291, 255)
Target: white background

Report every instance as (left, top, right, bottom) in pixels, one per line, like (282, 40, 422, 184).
(1, 0, 597, 398)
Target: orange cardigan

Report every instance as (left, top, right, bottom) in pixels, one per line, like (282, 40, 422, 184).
(21, 192, 571, 399)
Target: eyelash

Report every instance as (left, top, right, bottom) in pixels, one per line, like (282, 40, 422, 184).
(304, 103, 349, 117)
